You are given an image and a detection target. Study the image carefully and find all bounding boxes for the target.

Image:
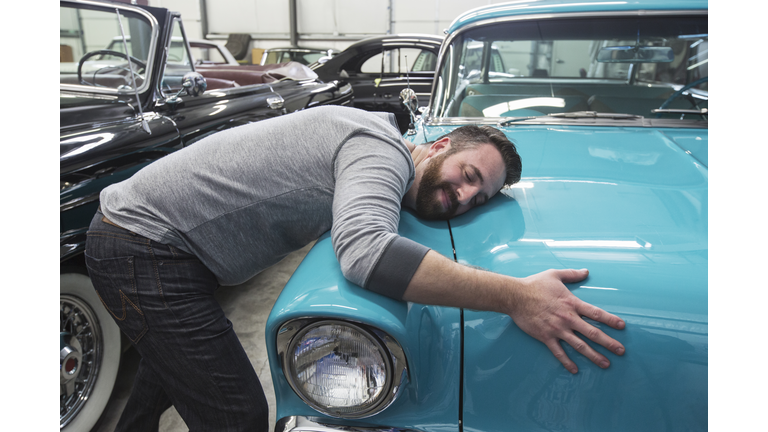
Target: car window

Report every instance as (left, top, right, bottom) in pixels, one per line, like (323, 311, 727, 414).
(263, 51, 287, 65)
(360, 48, 435, 73)
(263, 50, 324, 66)
(189, 44, 228, 64)
(433, 15, 707, 120)
(301, 52, 325, 64)
(60, 4, 152, 91)
(160, 18, 194, 94)
(411, 50, 438, 72)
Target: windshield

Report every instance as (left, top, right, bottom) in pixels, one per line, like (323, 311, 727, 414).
(60, 4, 154, 91)
(263, 50, 326, 66)
(432, 15, 707, 122)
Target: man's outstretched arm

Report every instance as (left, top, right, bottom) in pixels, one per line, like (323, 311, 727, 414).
(402, 250, 626, 374)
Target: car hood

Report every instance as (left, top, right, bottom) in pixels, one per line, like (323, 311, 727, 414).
(267, 125, 707, 431)
(448, 125, 707, 432)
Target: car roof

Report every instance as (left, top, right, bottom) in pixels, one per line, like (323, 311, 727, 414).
(447, 0, 708, 34)
(265, 47, 336, 53)
(342, 33, 443, 51)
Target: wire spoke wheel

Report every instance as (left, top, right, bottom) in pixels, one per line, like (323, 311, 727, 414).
(60, 273, 121, 432)
(60, 294, 103, 427)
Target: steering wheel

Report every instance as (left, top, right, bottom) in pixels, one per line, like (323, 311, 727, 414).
(655, 76, 708, 118)
(77, 49, 147, 86)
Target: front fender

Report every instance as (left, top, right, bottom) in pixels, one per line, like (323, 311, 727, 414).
(267, 211, 463, 431)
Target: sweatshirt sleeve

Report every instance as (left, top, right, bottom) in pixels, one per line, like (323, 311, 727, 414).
(331, 131, 430, 300)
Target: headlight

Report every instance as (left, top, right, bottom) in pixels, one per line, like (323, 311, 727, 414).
(277, 319, 408, 419)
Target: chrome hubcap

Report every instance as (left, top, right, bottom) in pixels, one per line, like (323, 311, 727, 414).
(60, 294, 102, 428)
(60, 332, 83, 383)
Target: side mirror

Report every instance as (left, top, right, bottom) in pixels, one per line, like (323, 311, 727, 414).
(180, 72, 207, 96)
(163, 72, 207, 110)
(400, 88, 418, 114)
(400, 88, 419, 135)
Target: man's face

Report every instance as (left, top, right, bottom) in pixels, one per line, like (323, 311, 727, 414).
(415, 143, 506, 220)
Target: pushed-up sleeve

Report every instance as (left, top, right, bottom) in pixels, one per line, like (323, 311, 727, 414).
(331, 132, 430, 300)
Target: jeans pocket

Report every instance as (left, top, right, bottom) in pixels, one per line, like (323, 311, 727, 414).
(85, 253, 148, 343)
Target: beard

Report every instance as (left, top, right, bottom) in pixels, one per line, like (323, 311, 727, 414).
(415, 151, 459, 220)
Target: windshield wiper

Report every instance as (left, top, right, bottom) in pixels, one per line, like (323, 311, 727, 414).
(549, 111, 644, 119)
(499, 111, 643, 126)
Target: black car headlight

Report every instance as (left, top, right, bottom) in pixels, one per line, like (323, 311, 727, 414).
(277, 319, 408, 419)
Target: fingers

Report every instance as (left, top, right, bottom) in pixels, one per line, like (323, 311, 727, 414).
(545, 340, 579, 374)
(550, 299, 626, 373)
(547, 326, 621, 373)
(577, 300, 626, 330)
(573, 317, 626, 357)
(552, 268, 589, 284)
(560, 331, 612, 369)
(519, 268, 627, 374)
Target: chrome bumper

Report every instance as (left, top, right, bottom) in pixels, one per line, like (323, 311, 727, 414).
(275, 416, 426, 432)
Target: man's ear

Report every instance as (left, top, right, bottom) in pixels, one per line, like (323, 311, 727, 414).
(427, 137, 451, 157)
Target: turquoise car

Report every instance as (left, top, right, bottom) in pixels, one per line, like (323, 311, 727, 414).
(267, 1, 707, 431)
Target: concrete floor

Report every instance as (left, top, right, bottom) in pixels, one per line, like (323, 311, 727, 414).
(92, 242, 315, 432)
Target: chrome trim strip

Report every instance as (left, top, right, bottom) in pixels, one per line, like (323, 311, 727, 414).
(428, 9, 708, 123)
(421, 116, 707, 129)
(60, 0, 159, 96)
(277, 318, 408, 420)
(60, 192, 100, 212)
(275, 416, 426, 432)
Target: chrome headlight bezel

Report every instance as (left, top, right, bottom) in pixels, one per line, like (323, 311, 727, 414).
(277, 318, 408, 419)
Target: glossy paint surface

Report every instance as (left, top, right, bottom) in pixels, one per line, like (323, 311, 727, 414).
(447, 0, 708, 34)
(443, 125, 707, 431)
(267, 211, 464, 432)
(270, 124, 707, 431)
(60, 1, 352, 264)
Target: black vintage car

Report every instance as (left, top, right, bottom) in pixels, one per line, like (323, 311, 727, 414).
(59, 1, 351, 430)
(311, 34, 443, 133)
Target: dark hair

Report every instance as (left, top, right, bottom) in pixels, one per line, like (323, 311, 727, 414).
(439, 125, 522, 186)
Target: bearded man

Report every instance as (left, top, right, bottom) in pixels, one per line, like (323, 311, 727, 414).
(85, 105, 625, 432)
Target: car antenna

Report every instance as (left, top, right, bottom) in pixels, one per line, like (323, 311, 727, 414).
(115, 8, 151, 134)
(401, 54, 418, 135)
(405, 54, 410, 92)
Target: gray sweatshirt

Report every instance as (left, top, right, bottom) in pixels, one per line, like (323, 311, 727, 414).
(99, 106, 430, 300)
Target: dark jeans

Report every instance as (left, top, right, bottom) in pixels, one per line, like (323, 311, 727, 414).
(85, 211, 268, 432)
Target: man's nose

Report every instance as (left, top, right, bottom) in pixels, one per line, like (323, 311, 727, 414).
(456, 184, 479, 205)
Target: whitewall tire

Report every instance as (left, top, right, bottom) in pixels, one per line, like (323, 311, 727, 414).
(60, 272, 121, 432)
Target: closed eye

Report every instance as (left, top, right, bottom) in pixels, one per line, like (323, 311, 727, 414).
(471, 165, 484, 185)
(465, 165, 484, 184)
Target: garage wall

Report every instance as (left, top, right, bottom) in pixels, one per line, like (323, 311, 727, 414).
(152, 0, 205, 40)
(148, 0, 510, 63)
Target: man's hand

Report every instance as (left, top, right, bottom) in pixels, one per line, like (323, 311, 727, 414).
(403, 251, 626, 374)
(508, 268, 625, 374)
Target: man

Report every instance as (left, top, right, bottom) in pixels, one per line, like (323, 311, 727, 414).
(85, 106, 624, 431)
